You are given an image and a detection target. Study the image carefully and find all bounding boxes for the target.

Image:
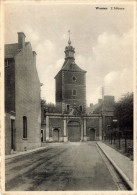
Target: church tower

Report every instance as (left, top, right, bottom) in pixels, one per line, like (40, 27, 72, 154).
(55, 32, 86, 114)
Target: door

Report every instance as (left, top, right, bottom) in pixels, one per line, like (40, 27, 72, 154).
(90, 128, 95, 141)
(53, 129, 59, 142)
(68, 121, 81, 142)
(11, 119, 15, 150)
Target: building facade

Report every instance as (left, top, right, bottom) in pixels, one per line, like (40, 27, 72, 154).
(42, 38, 105, 143)
(55, 38, 86, 114)
(5, 32, 41, 154)
(87, 95, 115, 139)
(42, 113, 102, 143)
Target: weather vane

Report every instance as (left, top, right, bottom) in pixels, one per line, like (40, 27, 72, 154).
(68, 30, 71, 45)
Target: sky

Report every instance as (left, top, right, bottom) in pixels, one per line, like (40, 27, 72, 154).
(4, 2, 134, 106)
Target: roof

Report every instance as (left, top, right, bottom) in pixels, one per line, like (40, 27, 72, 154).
(61, 58, 86, 72)
(5, 42, 29, 58)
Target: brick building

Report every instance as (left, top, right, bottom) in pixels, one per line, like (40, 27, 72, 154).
(5, 32, 41, 154)
(42, 38, 103, 143)
(87, 96, 115, 139)
(55, 37, 86, 114)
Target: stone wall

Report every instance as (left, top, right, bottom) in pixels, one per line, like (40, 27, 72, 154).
(86, 117, 100, 140)
(45, 114, 102, 143)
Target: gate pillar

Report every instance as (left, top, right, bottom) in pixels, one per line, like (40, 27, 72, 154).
(99, 117, 102, 140)
(81, 122, 84, 141)
(63, 118, 68, 142)
(83, 118, 87, 141)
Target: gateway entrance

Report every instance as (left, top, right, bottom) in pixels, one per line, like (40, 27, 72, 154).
(90, 128, 95, 141)
(68, 121, 81, 142)
(53, 129, 59, 142)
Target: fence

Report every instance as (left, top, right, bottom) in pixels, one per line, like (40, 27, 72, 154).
(104, 129, 133, 156)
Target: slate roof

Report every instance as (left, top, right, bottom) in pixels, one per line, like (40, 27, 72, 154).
(5, 42, 29, 58)
(61, 59, 86, 72)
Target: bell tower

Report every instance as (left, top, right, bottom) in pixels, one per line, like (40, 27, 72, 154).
(55, 31, 86, 114)
(64, 30, 75, 60)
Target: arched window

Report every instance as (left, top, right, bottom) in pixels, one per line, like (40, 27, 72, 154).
(23, 116, 27, 138)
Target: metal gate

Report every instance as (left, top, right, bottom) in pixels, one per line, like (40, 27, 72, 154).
(68, 121, 81, 142)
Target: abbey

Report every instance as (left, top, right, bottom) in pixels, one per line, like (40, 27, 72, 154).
(42, 37, 105, 143)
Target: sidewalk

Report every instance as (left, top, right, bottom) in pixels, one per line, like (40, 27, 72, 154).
(5, 142, 65, 160)
(5, 146, 48, 160)
(97, 141, 133, 190)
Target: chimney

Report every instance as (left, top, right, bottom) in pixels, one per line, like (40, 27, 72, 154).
(18, 32, 26, 49)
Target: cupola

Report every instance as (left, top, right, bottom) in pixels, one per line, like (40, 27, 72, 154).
(64, 30, 75, 60)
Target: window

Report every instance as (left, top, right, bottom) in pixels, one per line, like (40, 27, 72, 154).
(80, 105, 83, 112)
(67, 104, 70, 111)
(72, 76, 76, 81)
(5, 59, 10, 68)
(23, 116, 27, 138)
(72, 89, 77, 96)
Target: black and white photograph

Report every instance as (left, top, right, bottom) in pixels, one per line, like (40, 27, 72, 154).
(0, 0, 136, 194)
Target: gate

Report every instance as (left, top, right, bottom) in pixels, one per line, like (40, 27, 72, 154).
(90, 128, 95, 141)
(53, 128, 59, 142)
(68, 121, 81, 142)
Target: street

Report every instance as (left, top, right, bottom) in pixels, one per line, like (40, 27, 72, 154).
(6, 142, 124, 191)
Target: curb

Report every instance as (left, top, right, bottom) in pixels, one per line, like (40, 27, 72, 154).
(5, 142, 66, 160)
(96, 142, 133, 190)
(5, 146, 49, 160)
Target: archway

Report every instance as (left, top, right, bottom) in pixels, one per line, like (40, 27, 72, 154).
(90, 128, 95, 141)
(53, 128, 59, 142)
(68, 121, 81, 142)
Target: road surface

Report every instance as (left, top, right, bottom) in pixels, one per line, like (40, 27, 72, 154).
(5, 142, 126, 191)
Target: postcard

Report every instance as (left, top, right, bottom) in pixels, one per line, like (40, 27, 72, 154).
(0, 0, 136, 194)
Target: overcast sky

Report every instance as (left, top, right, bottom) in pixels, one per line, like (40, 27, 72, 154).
(4, 2, 134, 106)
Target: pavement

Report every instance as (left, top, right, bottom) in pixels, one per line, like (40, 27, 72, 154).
(5, 146, 47, 160)
(5, 141, 134, 191)
(5, 143, 62, 160)
(97, 141, 133, 190)
(5, 142, 119, 191)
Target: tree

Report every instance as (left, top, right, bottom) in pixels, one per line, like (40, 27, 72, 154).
(114, 92, 133, 130)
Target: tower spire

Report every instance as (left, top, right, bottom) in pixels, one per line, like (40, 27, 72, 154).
(68, 30, 71, 45)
